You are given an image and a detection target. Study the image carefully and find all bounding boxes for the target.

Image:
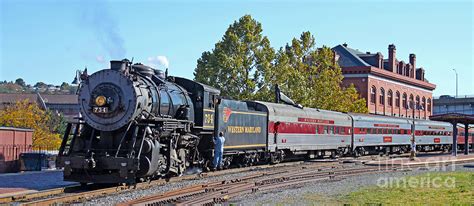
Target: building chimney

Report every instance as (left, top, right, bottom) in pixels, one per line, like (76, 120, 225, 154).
(376, 52, 383, 69)
(343, 43, 348, 47)
(333, 51, 340, 65)
(388, 44, 396, 73)
(399, 61, 405, 75)
(416, 68, 425, 81)
(409, 54, 416, 71)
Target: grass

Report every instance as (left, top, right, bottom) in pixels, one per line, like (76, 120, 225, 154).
(343, 172, 473, 205)
(272, 171, 474, 205)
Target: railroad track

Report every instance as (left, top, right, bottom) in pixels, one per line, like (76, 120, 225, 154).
(6, 154, 433, 205)
(12, 160, 341, 205)
(119, 165, 396, 206)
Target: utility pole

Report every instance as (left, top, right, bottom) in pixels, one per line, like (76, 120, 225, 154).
(410, 102, 416, 161)
(452, 69, 458, 97)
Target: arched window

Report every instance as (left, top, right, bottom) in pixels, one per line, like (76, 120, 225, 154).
(380, 88, 385, 105)
(416, 96, 420, 110)
(409, 94, 414, 109)
(370, 86, 376, 104)
(422, 97, 426, 110)
(395, 91, 400, 107)
(387, 90, 393, 106)
(427, 98, 432, 112)
(402, 93, 408, 109)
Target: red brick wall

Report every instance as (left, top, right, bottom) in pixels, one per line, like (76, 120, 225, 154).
(342, 76, 432, 119)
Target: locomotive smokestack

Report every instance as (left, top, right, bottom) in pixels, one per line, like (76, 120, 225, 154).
(110, 59, 129, 72)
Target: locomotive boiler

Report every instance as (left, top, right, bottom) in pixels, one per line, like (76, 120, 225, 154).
(57, 59, 212, 184)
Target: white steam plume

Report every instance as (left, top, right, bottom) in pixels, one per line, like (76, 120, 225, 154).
(148, 56, 169, 68)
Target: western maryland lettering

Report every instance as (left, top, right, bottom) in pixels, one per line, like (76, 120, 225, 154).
(228, 126, 262, 134)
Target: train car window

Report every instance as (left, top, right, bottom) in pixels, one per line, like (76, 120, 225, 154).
(170, 90, 185, 106)
(209, 94, 215, 108)
(159, 90, 170, 116)
(324, 126, 328, 134)
(329, 126, 334, 135)
(335, 127, 340, 135)
(315, 126, 320, 134)
(378, 129, 382, 134)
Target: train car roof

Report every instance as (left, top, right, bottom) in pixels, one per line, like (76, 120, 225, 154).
(415, 119, 453, 127)
(349, 113, 412, 124)
(253, 101, 351, 119)
(173, 77, 221, 94)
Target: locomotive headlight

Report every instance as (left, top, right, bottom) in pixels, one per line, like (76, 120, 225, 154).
(95, 95, 107, 106)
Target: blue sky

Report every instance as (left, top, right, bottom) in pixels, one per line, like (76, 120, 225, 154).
(0, 0, 472, 96)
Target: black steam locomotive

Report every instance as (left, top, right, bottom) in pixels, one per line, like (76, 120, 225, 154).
(57, 59, 219, 184)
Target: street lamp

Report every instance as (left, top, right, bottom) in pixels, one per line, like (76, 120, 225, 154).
(452, 69, 458, 97)
(410, 102, 424, 161)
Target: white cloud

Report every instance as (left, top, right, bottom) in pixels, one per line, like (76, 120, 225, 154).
(96, 55, 105, 63)
(147, 55, 169, 68)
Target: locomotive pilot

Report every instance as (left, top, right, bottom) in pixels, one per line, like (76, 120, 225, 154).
(213, 131, 226, 170)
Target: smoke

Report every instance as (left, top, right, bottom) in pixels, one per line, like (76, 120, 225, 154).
(80, 0, 126, 59)
(147, 56, 169, 68)
(95, 55, 105, 63)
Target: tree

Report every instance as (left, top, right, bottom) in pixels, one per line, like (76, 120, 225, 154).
(194, 15, 275, 100)
(268, 31, 367, 113)
(194, 16, 368, 113)
(60, 82, 70, 90)
(0, 100, 62, 149)
(15, 78, 26, 87)
(34, 82, 47, 88)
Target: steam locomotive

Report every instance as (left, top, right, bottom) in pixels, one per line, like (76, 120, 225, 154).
(56, 59, 473, 184)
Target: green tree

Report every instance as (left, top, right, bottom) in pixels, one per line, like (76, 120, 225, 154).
(194, 15, 275, 100)
(15, 78, 26, 87)
(60, 82, 70, 90)
(34, 82, 47, 88)
(269, 31, 367, 113)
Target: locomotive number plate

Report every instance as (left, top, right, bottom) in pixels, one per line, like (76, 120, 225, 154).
(93, 107, 109, 113)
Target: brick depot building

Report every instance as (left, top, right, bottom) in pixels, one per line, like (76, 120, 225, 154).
(332, 44, 436, 119)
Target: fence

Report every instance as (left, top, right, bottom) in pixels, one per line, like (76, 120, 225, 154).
(0, 145, 58, 173)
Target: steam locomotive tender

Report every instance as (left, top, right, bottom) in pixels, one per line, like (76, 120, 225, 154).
(57, 59, 219, 184)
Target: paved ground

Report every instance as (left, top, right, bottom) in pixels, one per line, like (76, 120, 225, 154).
(0, 170, 74, 196)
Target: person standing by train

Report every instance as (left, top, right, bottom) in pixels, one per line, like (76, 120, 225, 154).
(213, 131, 226, 170)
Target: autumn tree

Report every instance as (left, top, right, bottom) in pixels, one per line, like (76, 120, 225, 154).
(194, 15, 275, 100)
(269, 31, 367, 113)
(0, 100, 63, 149)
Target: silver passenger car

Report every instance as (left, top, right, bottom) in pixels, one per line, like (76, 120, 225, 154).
(255, 102, 352, 155)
